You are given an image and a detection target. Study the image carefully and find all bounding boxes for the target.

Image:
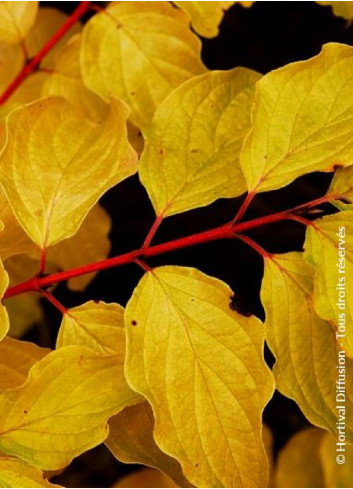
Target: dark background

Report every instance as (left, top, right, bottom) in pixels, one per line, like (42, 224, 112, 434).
(23, 1, 353, 486)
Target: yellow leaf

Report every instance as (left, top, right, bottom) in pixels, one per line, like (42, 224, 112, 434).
(42, 34, 107, 121)
(174, 1, 235, 38)
(106, 402, 191, 488)
(114, 467, 178, 488)
(0, 456, 60, 488)
(48, 204, 111, 291)
(0, 337, 49, 392)
(127, 122, 144, 157)
(261, 252, 353, 441)
(0, 345, 140, 470)
(0, 97, 137, 248)
(320, 432, 353, 487)
(0, 259, 9, 342)
(57, 301, 125, 355)
(139, 68, 259, 217)
(80, 1, 205, 129)
(274, 427, 325, 488)
(125, 266, 274, 488)
(329, 165, 353, 210)
(317, 1, 353, 20)
(0, 42, 24, 94)
(0, 1, 38, 44)
(25, 7, 81, 69)
(304, 212, 353, 357)
(0, 191, 37, 261)
(241, 43, 353, 193)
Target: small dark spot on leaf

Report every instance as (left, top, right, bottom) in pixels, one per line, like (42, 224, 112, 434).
(93, 299, 100, 304)
(195, 463, 199, 468)
(333, 164, 343, 171)
(24, 410, 28, 414)
(130, 91, 135, 96)
(131, 320, 138, 326)
(190, 148, 199, 154)
(190, 297, 195, 303)
(159, 148, 165, 156)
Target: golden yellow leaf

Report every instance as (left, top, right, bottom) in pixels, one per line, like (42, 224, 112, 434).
(57, 301, 125, 355)
(127, 122, 144, 157)
(114, 467, 178, 488)
(0, 337, 49, 392)
(0, 455, 60, 488)
(0, 191, 37, 261)
(274, 427, 325, 488)
(174, 1, 235, 38)
(320, 432, 353, 487)
(139, 68, 259, 217)
(329, 165, 353, 211)
(317, 1, 353, 20)
(48, 204, 111, 291)
(262, 425, 274, 487)
(42, 34, 107, 121)
(25, 7, 81, 69)
(125, 266, 274, 488)
(261, 252, 353, 442)
(0, 345, 140, 470)
(0, 97, 137, 248)
(304, 212, 353, 357)
(241, 43, 353, 193)
(80, 1, 205, 129)
(106, 402, 191, 488)
(0, 1, 38, 44)
(0, 42, 24, 93)
(0, 259, 9, 342)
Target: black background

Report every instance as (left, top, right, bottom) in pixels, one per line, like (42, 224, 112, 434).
(22, 2, 353, 486)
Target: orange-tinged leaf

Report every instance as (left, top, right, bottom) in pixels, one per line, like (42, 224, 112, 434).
(274, 428, 325, 488)
(0, 346, 140, 470)
(304, 212, 353, 357)
(0, 1, 38, 44)
(139, 68, 259, 217)
(57, 301, 125, 355)
(0, 97, 137, 248)
(125, 266, 274, 488)
(25, 7, 81, 69)
(48, 204, 111, 291)
(113, 467, 178, 488)
(42, 34, 107, 121)
(261, 252, 353, 442)
(317, 1, 353, 20)
(80, 1, 205, 129)
(320, 432, 353, 487)
(174, 1, 236, 38)
(0, 337, 49, 392)
(106, 402, 191, 488)
(0, 259, 9, 342)
(241, 43, 353, 193)
(0, 455, 60, 488)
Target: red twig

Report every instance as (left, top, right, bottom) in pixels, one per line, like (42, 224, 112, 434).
(231, 191, 255, 224)
(41, 290, 67, 315)
(0, 1, 91, 105)
(134, 258, 152, 272)
(3, 193, 340, 300)
(142, 214, 164, 249)
(235, 234, 271, 258)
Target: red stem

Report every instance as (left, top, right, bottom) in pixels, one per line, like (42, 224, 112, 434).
(4, 209, 296, 299)
(3, 193, 341, 300)
(235, 234, 272, 258)
(0, 1, 91, 105)
(41, 290, 67, 315)
(232, 191, 255, 224)
(142, 214, 163, 249)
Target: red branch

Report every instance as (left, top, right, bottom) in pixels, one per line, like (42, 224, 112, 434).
(0, 1, 91, 105)
(4, 207, 314, 299)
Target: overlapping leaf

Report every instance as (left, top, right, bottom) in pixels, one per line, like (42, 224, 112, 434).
(0, 346, 139, 470)
(107, 402, 191, 488)
(57, 301, 125, 355)
(320, 431, 353, 487)
(0, 96, 137, 248)
(125, 266, 274, 488)
(304, 212, 353, 357)
(113, 467, 178, 488)
(0, 456, 60, 488)
(80, 1, 205, 129)
(0, 337, 49, 392)
(274, 428, 325, 488)
(329, 165, 353, 210)
(240, 43, 353, 193)
(0, 1, 38, 44)
(317, 1, 353, 20)
(261, 252, 353, 441)
(139, 68, 260, 217)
